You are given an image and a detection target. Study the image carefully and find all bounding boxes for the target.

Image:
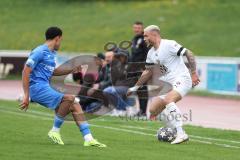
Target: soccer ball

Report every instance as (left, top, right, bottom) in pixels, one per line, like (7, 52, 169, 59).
(157, 127, 177, 142)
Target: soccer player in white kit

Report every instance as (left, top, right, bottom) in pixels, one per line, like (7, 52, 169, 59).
(127, 25, 200, 144)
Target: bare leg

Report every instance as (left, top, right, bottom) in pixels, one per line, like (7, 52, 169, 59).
(70, 103, 86, 126)
(149, 90, 182, 116)
(50, 94, 75, 132)
(50, 94, 106, 146)
(148, 97, 165, 116)
(48, 94, 76, 145)
(163, 90, 182, 105)
(55, 94, 75, 117)
(69, 99, 96, 142)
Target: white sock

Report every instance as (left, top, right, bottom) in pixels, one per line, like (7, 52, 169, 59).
(165, 102, 184, 135)
(176, 126, 184, 135)
(51, 126, 60, 132)
(84, 133, 94, 142)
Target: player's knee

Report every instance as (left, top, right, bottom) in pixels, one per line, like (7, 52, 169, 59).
(149, 107, 158, 116)
(149, 107, 155, 114)
(63, 94, 75, 103)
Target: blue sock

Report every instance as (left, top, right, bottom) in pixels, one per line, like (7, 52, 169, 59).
(79, 122, 91, 137)
(52, 115, 64, 131)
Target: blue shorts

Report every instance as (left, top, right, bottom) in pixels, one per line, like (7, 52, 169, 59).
(29, 83, 64, 110)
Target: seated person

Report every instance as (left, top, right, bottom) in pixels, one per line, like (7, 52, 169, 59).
(72, 53, 106, 113)
(94, 51, 114, 90)
(103, 48, 138, 116)
(78, 73, 103, 113)
(86, 51, 114, 106)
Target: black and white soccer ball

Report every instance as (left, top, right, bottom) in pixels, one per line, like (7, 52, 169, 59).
(157, 127, 177, 142)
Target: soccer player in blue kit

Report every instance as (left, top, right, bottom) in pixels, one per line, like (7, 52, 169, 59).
(20, 26, 106, 147)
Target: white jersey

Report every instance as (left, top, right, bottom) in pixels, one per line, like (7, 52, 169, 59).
(146, 39, 191, 81)
(145, 39, 192, 97)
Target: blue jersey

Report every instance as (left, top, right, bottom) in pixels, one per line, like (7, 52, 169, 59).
(26, 44, 63, 109)
(26, 44, 57, 86)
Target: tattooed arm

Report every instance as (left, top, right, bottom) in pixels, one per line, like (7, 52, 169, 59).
(135, 67, 153, 86)
(127, 67, 153, 96)
(184, 50, 196, 73)
(183, 49, 200, 86)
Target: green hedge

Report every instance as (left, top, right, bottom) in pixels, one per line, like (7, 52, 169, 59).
(0, 0, 239, 56)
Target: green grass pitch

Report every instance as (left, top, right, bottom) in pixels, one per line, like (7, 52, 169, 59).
(0, 100, 239, 160)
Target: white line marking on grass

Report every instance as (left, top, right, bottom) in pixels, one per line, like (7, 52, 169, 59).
(91, 124, 156, 137)
(29, 110, 53, 117)
(191, 139, 240, 149)
(121, 125, 156, 131)
(190, 135, 240, 144)
(0, 105, 54, 117)
(119, 125, 240, 144)
(91, 124, 240, 149)
(0, 109, 53, 121)
(1, 108, 240, 149)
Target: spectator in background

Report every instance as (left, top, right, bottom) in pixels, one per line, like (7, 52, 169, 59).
(94, 52, 106, 86)
(72, 70, 83, 85)
(130, 21, 149, 62)
(78, 73, 102, 113)
(72, 52, 109, 113)
(103, 48, 138, 116)
(94, 52, 105, 74)
(92, 51, 114, 90)
(86, 51, 114, 107)
(130, 21, 149, 116)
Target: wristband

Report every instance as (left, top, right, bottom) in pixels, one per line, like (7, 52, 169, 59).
(129, 86, 140, 92)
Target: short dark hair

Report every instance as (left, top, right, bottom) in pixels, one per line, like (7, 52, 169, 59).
(134, 21, 143, 25)
(45, 26, 62, 40)
(95, 52, 105, 60)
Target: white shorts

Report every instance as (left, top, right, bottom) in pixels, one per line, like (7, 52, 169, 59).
(159, 74, 192, 99)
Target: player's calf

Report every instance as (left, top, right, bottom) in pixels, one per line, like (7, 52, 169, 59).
(48, 94, 76, 145)
(69, 98, 107, 147)
(148, 97, 165, 117)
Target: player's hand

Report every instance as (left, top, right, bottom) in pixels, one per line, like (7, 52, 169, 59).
(126, 86, 140, 97)
(126, 90, 133, 97)
(72, 65, 82, 73)
(19, 96, 29, 111)
(191, 72, 200, 87)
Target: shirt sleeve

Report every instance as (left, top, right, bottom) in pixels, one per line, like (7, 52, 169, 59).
(169, 40, 186, 56)
(145, 51, 154, 69)
(25, 51, 43, 69)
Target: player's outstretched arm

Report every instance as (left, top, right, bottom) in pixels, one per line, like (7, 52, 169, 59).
(135, 67, 153, 86)
(127, 67, 153, 96)
(20, 65, 32, 111)
(53, 65, 82, 76)
(184, 50, 200, 86)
